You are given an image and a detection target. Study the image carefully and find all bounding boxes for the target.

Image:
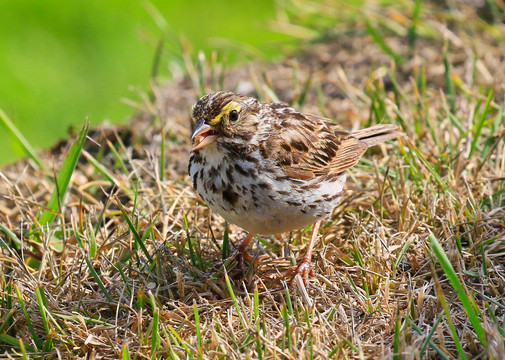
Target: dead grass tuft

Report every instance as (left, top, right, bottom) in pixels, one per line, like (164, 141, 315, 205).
(1, 1, 505, 358)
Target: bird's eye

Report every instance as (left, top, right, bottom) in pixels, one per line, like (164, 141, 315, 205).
(229, 109, 239, 123)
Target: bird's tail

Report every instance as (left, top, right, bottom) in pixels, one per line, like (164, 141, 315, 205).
(351, 124, 404, 147)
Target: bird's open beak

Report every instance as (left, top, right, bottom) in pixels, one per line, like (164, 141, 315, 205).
(191, 118, 218, 151)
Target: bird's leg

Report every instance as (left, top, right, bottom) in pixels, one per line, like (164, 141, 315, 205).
(279, 221, 320, 286)
(234, 233, 255, 268)
(215, 233, 256, 270)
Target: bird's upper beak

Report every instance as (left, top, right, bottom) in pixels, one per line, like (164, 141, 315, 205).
(191, 118, 218, 151)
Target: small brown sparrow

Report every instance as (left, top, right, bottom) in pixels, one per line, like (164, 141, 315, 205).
(188, 91, 402, 284)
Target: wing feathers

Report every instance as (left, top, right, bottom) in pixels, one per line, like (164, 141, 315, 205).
(265, 106, 402, 180)
(351, 124, 403, 147)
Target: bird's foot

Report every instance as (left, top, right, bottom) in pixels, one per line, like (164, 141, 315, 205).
(233, 246, 255, 269)
(214, 249, 249, 270)
(278, 257, 315, 287)
(214, 233, 261, 271)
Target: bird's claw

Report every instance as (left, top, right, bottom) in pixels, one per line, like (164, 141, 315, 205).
(278, 258, 315, 287)
(215, 247, 261, 271)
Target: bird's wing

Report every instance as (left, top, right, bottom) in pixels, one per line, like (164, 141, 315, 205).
(260, 109, 368, 180)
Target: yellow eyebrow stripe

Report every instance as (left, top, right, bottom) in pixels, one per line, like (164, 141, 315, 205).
(208, 101, 240, 125)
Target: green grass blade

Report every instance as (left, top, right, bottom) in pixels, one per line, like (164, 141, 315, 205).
(393, 240, 411, 277)
(0, 334, 35, 353)
(186, 230, 198, 267)
(137, 287, 146, 310)
(253, 287, 259, 321)
(443, 42, 456, 112)
(281, 304, 292, 352)
(151, 309, 160, 354)
(469, 88, 493, 159)
(193, 300, 203, 360)
(393, 315, 401, 360)
(84, 257, 113, 302)
(162, 327, 180, 360)
(105, 138, 129, 175)
(160, 126, 165, 182)
(429, 233, 487, 345)
(168, 326, 194, 357)
(0, 309, 14, 335)
(35, 286, 53, 351)
(115, 196, 151, 260)
(0, 223, 21, 250)
(0, 282, 13, 335)
(122, 344, 131, 360)
(296, 70, 312, 107)
(115, 262, 132, 297)
(328, 344, 343, 358)
(434, 284, 468, 359)
(406, 317, 451, 360)
(365, 20, 405, 64)
(0, 334, 16, 348)
(74, 229, 113, 302)
(38, 121, 89, 225)
(340, 337, 359, 353)
(408, 0, 422, 51)
(15, 285, 43, 350)
(418, 312, 446, 358)
(406, 139, 459, 204)
(0, 107, 48, 172)
(82, 149, 126, 191)
(285, 287, 294, 318)
(87, 220, 97, 258)
(441, 93, 466, 134)
(224, 270, 247, 330)
(19, 338, 28, 360)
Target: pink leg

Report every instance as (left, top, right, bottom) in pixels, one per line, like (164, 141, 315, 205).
(235, 233, 255, 268)
(215, 233, 256, 270)
(279, 221, 320, 287)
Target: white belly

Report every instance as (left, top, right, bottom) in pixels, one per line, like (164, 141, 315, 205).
(189, 146, 345, 235)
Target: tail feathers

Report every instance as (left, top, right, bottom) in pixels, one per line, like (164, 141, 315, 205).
(351, 124, 403, 147)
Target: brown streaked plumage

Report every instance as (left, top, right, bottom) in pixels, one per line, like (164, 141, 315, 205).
(188, 91, 403, 285)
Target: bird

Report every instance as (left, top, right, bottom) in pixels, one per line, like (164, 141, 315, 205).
(188, 91, 402, 285)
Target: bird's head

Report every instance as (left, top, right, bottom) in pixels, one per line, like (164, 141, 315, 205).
(189, 91, 259, 151)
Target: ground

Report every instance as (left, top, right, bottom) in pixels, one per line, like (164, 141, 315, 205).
(1, 1, 505, 359)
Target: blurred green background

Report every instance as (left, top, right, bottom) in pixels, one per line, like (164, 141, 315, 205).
(0, 0, 294, 164)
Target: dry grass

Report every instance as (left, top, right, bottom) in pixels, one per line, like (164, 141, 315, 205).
(1, 1, 505, 358)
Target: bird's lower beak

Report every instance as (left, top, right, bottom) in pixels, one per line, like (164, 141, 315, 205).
(191, 118, 218, 151)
